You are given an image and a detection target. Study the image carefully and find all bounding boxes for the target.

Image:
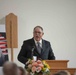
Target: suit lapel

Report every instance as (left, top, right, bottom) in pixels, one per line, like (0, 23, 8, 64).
(31, 38, 36, 48)
(32, 39, 46, 55)
(31, 38, 41, 55)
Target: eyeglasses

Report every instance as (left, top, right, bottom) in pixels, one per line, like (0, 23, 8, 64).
(34, 31, 43, 34)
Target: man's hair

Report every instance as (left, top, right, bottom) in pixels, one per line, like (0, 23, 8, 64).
(18, 66, 26, 75)
(54, 70, 71, 75)
(3, 61, 18, 75)
(33, 26, 43, 32)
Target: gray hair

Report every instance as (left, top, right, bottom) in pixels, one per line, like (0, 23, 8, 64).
(3, 61, 18, 75)
(54, 70, 71, 75)
(33, 26, 43, 32)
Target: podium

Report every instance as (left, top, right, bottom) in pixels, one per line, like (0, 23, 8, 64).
(45, 60, 76, 75)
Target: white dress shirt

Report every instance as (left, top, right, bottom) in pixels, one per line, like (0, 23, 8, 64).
(34, 39, 42, 48)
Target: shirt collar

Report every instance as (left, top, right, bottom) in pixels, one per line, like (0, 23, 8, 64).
(34, 38, 42, 47)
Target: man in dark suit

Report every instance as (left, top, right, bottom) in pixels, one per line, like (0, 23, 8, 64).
(17, 26, 55, 64)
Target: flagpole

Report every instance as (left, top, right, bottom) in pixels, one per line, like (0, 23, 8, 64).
(10, 21, 13, 61)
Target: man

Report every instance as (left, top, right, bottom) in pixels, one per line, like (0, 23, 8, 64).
(3, 61, 18, 75)
(17, 26, 55, 64)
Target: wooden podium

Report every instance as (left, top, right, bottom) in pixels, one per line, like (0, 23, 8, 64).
(45, 60, 76, 75)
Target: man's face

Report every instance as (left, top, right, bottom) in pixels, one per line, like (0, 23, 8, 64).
(33, 27, 44, 41)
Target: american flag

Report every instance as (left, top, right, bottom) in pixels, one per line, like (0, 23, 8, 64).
(0, 25, 9, 66)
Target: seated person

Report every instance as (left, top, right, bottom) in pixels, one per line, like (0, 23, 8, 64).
(53, 70, 71, 75)
(2, 61, 18, 75)
(18, 66, 26, 75)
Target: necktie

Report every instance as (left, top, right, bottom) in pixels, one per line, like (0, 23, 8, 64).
(37, 42, 41, 54)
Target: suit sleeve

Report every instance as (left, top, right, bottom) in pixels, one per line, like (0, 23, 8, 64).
(17, 41, 28, 64)
(48, 42, 55, 60)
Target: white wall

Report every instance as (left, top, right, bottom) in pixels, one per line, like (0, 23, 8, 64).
(0, 0, 76, 68)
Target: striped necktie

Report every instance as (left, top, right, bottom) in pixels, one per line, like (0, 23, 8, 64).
(37, 42, 41, 54)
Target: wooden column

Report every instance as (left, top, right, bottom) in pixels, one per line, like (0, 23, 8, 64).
(5, 13, 18, 61)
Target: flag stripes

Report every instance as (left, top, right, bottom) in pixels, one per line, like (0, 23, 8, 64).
(0, 25, 9, 66)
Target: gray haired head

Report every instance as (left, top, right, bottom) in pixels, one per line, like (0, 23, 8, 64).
(33, 26, 43, 32)
(54, 70, 71, 75)
(3, 61, 18, 75)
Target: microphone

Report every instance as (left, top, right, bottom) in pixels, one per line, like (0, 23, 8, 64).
(31, 46, 35, 59)
(31, 46, 37, 61)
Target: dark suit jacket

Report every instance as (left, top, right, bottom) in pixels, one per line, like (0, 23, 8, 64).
(17, 38, 55, 64)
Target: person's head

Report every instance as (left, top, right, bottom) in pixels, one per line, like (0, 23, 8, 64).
(18, 66, 26, 75)
(53, 70, 71, 75)
(33, 26, 44, 41)
(3, 61, 18, 75)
